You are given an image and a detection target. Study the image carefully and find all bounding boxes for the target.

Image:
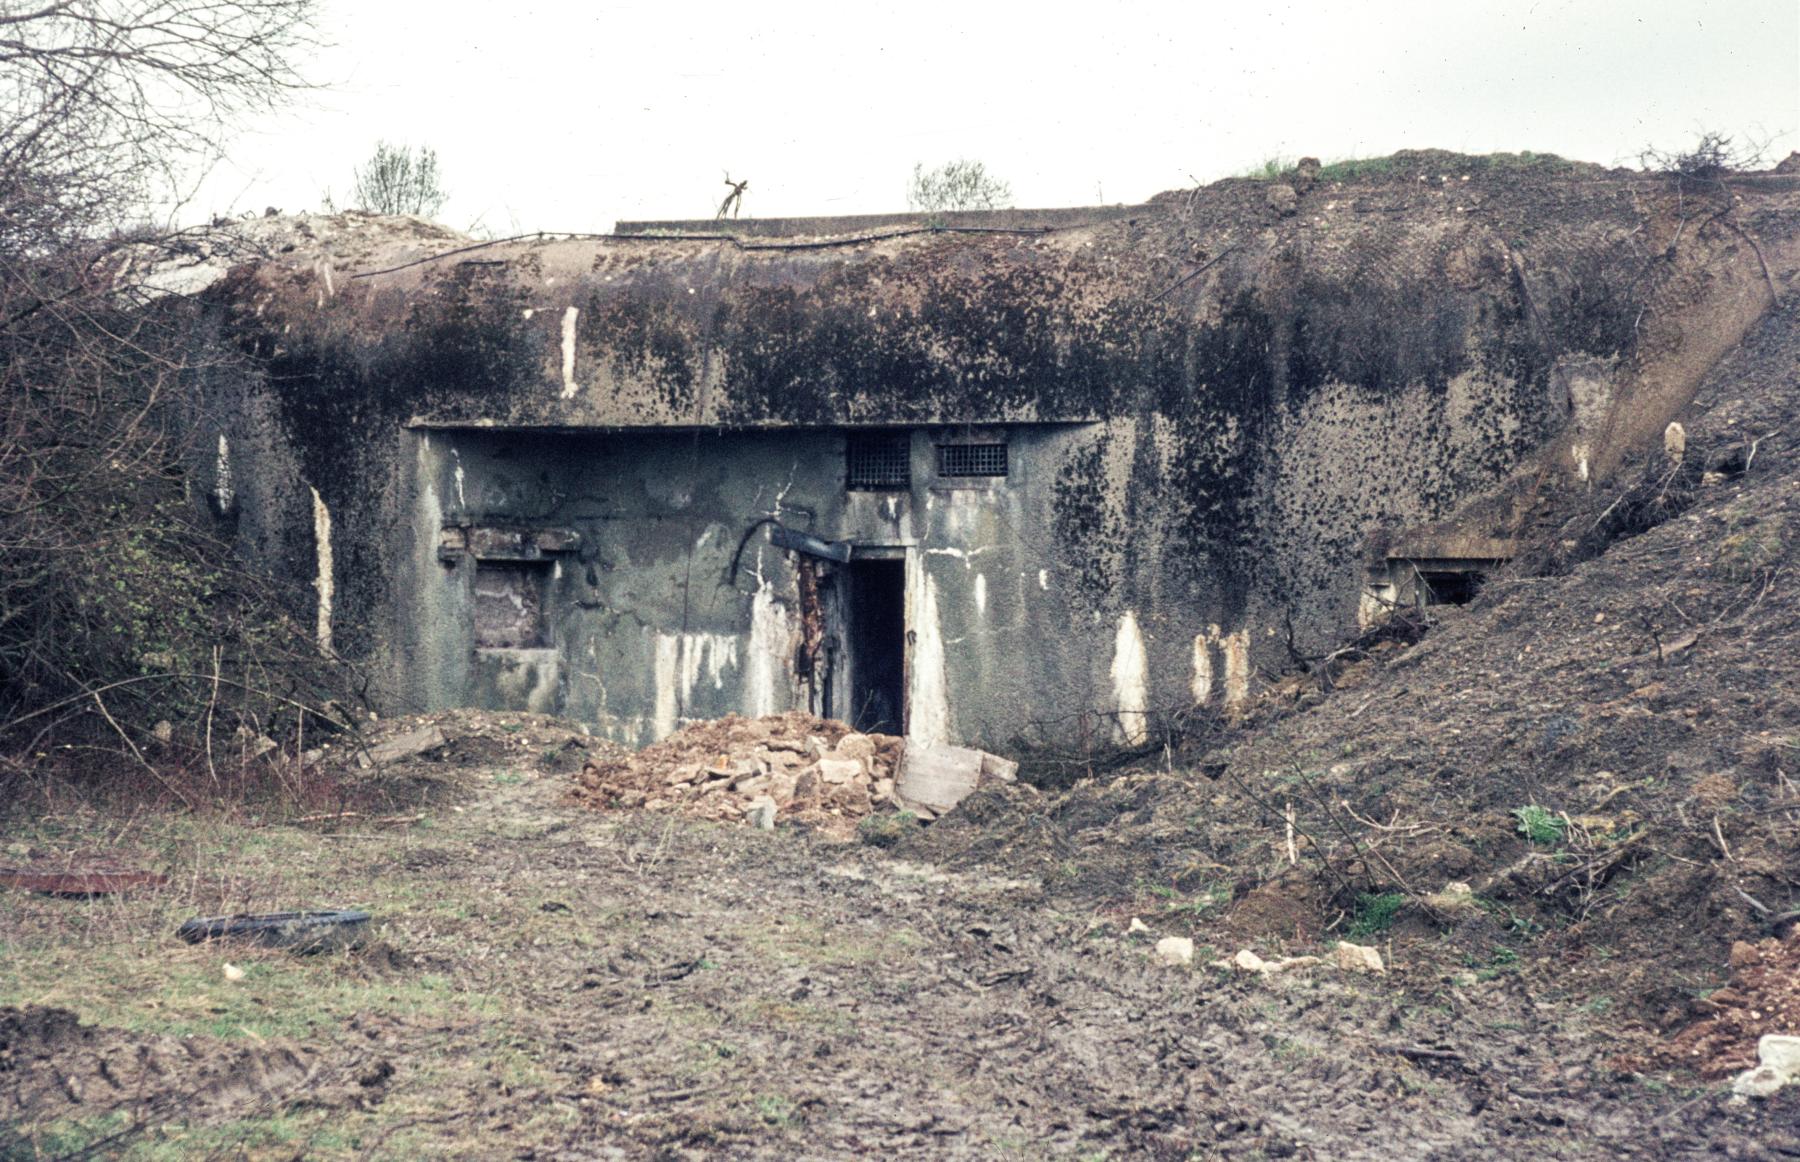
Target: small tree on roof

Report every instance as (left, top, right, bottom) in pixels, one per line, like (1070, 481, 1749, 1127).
(352, 142, 449, 218)
(907, 160, 1013, 214)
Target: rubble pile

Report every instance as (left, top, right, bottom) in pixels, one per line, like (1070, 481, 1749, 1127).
(571, 712, 906, 836)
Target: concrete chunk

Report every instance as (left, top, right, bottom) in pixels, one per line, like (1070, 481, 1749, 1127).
(895, 742, 984, 814)
(359, 726, 447, 768)
(1332, 941, 1387, 974)
(744, 796, 778, 830)
(1155, 937, 1195, 966)
(816, 758, 864, 785)
(979, 752, 1020, 783)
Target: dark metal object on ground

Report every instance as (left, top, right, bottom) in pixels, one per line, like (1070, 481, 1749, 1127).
(176, 910, 371, 953)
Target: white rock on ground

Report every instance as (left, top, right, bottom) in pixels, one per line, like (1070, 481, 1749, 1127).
(1332, 941, 1387, 974)
(1154, 937, 1195, 966)
(743, 796, 778, 830)
(1733, 1034, 1800, 1099)
(1214, 949, 1323, 976)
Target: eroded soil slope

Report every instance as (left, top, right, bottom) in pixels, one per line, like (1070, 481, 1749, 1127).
(906, 298, 1800, 1091)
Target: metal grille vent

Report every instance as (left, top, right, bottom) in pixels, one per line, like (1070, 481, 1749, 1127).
(938, 443, 1008, 478)
(846, 435, 912, 490)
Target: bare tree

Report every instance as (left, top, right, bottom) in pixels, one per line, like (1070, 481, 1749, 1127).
(907, 159, 1013, 214)
(0, 1, 334, 767)
(351, 141, 448, 217)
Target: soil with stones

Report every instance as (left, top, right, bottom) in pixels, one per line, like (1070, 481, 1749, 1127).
(5, 747, 1799, 1159)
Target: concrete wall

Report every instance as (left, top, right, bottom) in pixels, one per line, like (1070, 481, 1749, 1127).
(401, 424, 1181, 752)
(199, 170, 1800, 752)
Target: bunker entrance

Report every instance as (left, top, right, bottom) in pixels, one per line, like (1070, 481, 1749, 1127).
(1418, 569, 1484, 606)
(839, 558, 905, 735)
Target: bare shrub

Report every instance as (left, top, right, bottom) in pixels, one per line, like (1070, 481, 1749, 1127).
(351, 141, 449, 217)
(0, 1, 354, 795)
(907, 159, 1013, 214)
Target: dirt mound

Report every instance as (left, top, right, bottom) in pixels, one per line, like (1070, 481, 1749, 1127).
(899, 297, 1800, 1061)
(1661, 934, 1800, 1078)
(570, 712, 903, 838)
(0, 1005, 390, 1135)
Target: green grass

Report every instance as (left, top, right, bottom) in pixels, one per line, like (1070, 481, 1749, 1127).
(1512, 805, 1568, 845)
(1347, 892, 1405, 939)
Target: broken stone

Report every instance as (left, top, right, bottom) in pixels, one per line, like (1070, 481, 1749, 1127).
(979, 752, 1020, 783)
(872, 777, 895, 802)
(1266, 183, 1298, 216)
(1215, 949, 1322, 976)
(1425, 881, 1476, 912)
(1128, 917, 1151, 935)
(816, 758, 864, 786)
(1733, 1065, 1788, 1099)
(1332, 941, 1387, 974)
(743, 796, 777, 830)
(1155, 937, 1195, 967)
(1231, 949, 1268, 973)
(731, 774, 770, 796)
(1760, 1034, 1800, 1076)
(767, 771, 799, 802)
(896, 741, 985, 814)
(358, 725, 447, 768)
(151, 720, 174, 743)
(833, 733, 877, 763)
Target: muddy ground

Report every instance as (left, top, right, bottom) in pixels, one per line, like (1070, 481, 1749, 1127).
(3, 723, 1798, 1160)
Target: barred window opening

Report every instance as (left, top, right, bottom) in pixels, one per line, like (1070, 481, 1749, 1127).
(937, 443, 1008, 478)
(847, 435, 912, 490)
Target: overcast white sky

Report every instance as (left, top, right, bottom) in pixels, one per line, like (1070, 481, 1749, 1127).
(187, 0, 1800, 234)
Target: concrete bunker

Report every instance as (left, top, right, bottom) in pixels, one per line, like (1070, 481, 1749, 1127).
(1363, 535, 1515, 617)
(412, 421, 1073, 750)
(199, 179, 1798, 759)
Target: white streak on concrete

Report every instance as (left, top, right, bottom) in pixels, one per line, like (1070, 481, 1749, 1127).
(1111, 610, 1149, 745)
(652, 637, 680, 741)
(560, 306, 581, 398)
(906, 554, 950, 743)
(1191, 631, 1214, 705)
(1222, 628, 1251, 713)
(452, 451, 466, 509)
(1038, 569, 1050, 591)
(651, 632, 741, 741)
(746, 576, 792, 717)
(310, 486, 333, 655)
(974, 572, 987, 616)
(214, 434, 233, 513)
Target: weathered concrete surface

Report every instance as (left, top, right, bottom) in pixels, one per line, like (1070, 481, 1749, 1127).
(198, 162, 1800, 752)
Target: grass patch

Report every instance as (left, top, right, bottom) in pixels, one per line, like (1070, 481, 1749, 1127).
(1512, 805, 1568, 846)
(1347, 892, 1405, 940)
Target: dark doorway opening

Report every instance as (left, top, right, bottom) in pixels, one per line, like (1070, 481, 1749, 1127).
(1420, 570, 1485, 606)
(846, 559, 905, 735)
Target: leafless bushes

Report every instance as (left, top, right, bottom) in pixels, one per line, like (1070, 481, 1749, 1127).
(351, 141, 448, 218)
(0, 0, 342, 800)
(907, 159, 1013, 214)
